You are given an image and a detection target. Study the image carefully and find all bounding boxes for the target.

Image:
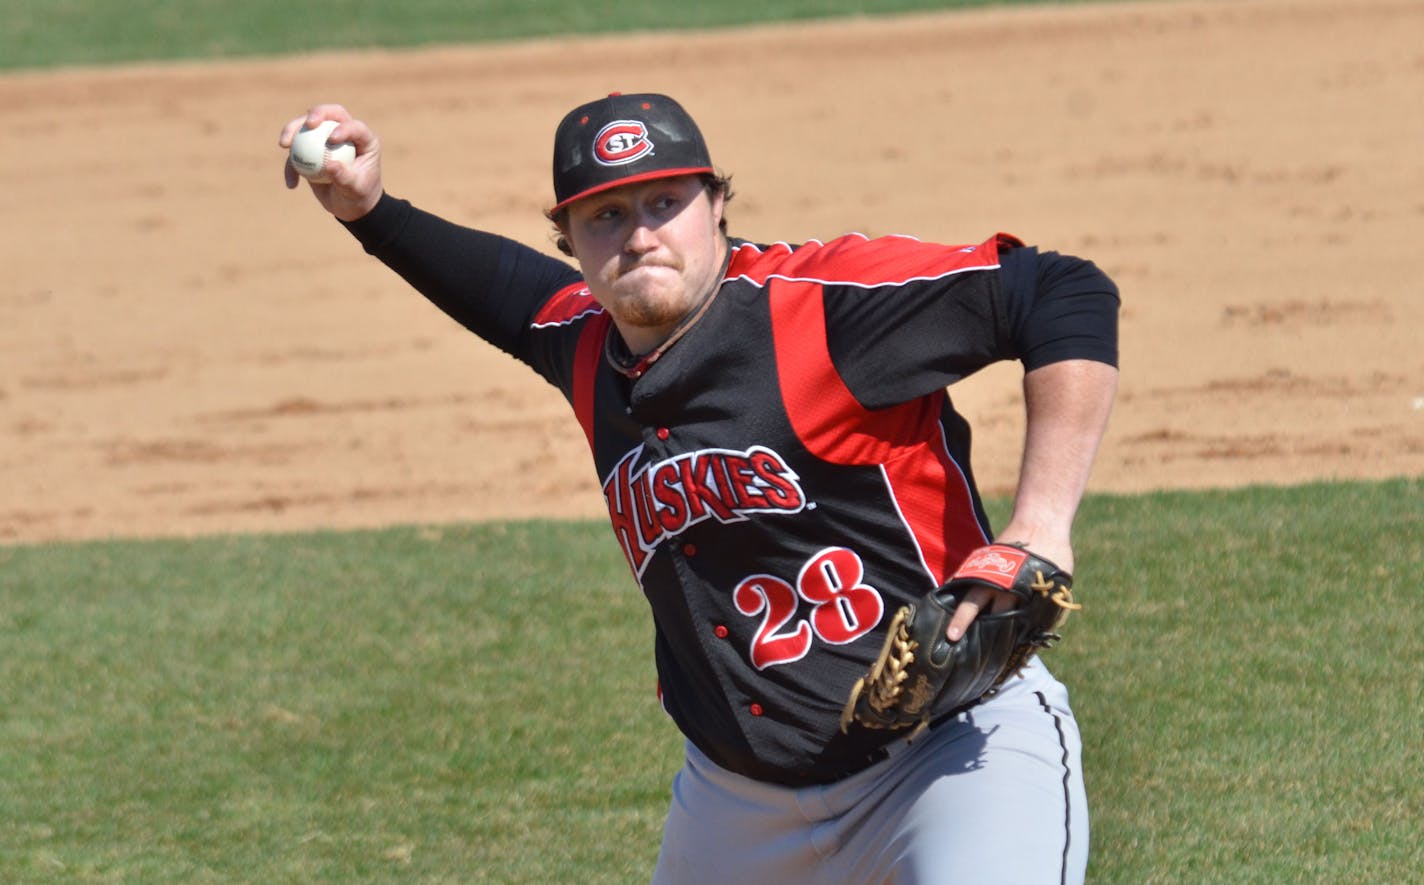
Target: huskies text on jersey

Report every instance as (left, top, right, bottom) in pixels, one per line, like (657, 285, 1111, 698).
(604, 444, 808, 578)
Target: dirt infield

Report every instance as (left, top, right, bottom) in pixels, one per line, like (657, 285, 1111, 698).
(2, 0, 1420, 545)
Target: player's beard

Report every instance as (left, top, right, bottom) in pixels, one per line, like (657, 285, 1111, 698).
(606, 261, 695, 331)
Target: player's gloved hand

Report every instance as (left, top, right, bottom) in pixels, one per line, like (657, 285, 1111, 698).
(946, 529, 1072, 641)
(840, 542, 1081, 734)
(278, 104, 384, 222)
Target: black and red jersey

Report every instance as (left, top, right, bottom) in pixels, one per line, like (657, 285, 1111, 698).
(345, 196, 1119, 784)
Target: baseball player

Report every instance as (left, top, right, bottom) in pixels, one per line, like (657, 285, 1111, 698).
(280, 93, 1119, 883)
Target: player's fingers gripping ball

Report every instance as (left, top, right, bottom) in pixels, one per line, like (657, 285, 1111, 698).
(840, 543, 1081, 734)
(289, 120, 356, 183)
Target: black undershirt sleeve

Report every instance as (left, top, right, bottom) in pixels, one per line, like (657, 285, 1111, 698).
(340, 193, 582, 358)
(997, 244, 1120, 372)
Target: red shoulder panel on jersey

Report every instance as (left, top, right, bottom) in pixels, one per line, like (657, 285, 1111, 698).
(726, 232, 1019, 289)
(531, 281, 604, 328)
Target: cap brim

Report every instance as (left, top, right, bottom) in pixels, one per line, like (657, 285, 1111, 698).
(551, 166, 715, 214)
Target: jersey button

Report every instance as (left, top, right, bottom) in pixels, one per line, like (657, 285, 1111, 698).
(749, 703, 765, 717)
(655, 427, 670, 440)
(682, 543, 697, 557)
(714, 624, 728, 639)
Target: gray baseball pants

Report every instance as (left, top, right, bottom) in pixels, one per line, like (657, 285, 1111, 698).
(651, 659, 1088, 884)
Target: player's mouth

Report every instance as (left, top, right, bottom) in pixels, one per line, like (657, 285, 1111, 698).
(615, 261, 681, 287)
(620, 258, 678, 275)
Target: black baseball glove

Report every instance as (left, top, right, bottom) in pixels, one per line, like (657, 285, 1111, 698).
(840, 543, 1080, 734)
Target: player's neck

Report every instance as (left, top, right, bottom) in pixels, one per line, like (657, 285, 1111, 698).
(607, 239, 730, 378)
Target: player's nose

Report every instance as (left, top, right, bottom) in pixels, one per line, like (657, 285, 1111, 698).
(623, 221, 658, 254)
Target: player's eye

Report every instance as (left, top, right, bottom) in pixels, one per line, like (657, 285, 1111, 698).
(591, 205, 623, 223)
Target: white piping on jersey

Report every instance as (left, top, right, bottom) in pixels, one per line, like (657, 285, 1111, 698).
(723, 237, 1000, 291)
(529, 303, 605, 329)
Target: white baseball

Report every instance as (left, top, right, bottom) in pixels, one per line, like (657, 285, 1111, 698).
(289, 120, 356, 183)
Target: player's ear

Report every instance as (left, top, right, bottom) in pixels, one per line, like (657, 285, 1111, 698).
(555, 224, 576, 258)
(703, 177, 728, 236)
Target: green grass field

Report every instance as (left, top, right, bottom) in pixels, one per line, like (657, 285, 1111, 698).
(5, 1, 1421, 880)
(3, 479, 1420, 881)
(0, 0, 1066, 71)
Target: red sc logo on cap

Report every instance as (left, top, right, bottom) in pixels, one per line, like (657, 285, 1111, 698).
(594, 120, 654, 166)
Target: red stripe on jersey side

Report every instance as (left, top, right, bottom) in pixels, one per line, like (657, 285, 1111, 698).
(571, 312, 611, 453)
(532, 281, 604, 328)
(768, 278, 988, 585)
(880, 429, 991, 585)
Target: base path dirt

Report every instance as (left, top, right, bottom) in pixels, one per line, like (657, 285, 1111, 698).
(2, 0, 1421, 545)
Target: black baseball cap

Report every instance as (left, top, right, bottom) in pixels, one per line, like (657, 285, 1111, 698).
(550, 93, 714, 214)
